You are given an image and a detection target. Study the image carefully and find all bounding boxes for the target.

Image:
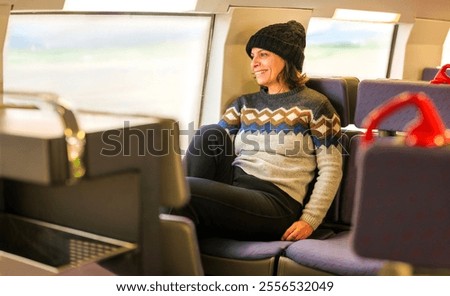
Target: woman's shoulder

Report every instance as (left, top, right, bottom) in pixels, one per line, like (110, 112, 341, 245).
(300, 85, 329, 102)
(296, 86, 338, 117)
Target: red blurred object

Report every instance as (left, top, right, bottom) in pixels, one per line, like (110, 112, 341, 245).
(363, 92, 450, 147)
(430, 64, 450, 84)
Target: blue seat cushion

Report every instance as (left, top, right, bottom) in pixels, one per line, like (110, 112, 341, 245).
(200, 228, 335, 260)
(284, 231, 385, 275)
(200, 238, 293, 260)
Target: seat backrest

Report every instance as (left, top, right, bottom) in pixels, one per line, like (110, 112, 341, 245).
(2, 113, 188, 275)
(352, 79, 450, 269)
(344, 77, 360, 125)
(421, 67, 450, 82)
(354, 79, 450, 131)
(159, 214, 204, 275)
(334, 131, 363, 226)
(328, 78, 449, 229)
(304, 77, 359, 227)
(421, 67, 440, 81)
(307, 77, 359, 127)
(157, 121, 190, 208)
(156, 122, 203, 275)
(340, 79, 450, 229)
(353, 142, 450, 269)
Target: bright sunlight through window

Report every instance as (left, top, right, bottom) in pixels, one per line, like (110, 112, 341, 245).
(64, 0, 197, 12)
(4, 13, 212, 137)
(303, 18, 394, 79)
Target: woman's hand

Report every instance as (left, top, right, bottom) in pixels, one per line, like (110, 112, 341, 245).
(281, 220, 313, 241)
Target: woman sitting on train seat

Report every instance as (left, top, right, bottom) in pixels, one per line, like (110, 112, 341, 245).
(174, 21, 343, 241)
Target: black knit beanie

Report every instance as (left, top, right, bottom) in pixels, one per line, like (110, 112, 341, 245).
(246, 20, 306, 71)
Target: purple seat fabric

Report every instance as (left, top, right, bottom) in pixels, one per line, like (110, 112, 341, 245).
(307, 77, 359, 126)
(282, 133, 387, 276)
(422, 67, 450, 82)
(352, 79, 450, 269)
(336, 133, 363, 225)
(200, 239, 293, 260)
(353, 141, 450, 269)
(284, 231, 385, 275)
(200, 228, 334, 260)
(354, 79, 450, 131)
(322, 129, 361, 227)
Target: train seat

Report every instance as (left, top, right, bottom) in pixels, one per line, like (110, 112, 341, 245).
(160, 214, 204, 275)
(351, 80, 450, 275)
(277, 133, 386, 276)
(278, 231, 385, 275)
(421, 66, 450, 82)
(201, 229, 333, 276)
(158, 124, 204, 276)
(198, 76, 359, 276)
(354, 79, 450, 133)
(276, 78, 450, 275)
(1, 108, 191, 275)
(306, 76, 359, 127)
(353, 141, 450, 275)
(201, 238, 293, 276)
(421, 67, 439, 81)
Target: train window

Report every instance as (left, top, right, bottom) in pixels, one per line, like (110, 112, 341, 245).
(4, 13, 212, 136)
(63, 0, 197, 13)
(303, 18, 395, 79)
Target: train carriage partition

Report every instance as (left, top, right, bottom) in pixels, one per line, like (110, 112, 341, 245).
(353, 92, 450, 273)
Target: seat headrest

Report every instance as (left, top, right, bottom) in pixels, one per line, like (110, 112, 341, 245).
(354, 79, 450, 131)
(422, 66, 450, 82)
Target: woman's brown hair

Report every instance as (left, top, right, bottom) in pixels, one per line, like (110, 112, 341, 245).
(278, 61, 308, 90)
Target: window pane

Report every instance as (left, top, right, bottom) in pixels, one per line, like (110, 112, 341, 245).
(4, 13, 211, 130)
(303, 18, 394, 79)
(64, 0, 198, 13)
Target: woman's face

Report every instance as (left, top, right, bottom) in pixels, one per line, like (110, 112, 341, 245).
(250, 47, 287, 94)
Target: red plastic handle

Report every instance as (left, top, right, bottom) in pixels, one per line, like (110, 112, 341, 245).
(363, 92, 450, 147)
(430, 64, 450, 84)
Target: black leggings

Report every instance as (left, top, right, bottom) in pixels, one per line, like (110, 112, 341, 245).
(174, 124, 302, 241)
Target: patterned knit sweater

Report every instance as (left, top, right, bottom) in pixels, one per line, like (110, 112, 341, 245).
(218, 86, 343, 229)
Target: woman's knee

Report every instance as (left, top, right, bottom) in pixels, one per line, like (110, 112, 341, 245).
(189, 124, 231, 155)
(197, 124, 228, 139)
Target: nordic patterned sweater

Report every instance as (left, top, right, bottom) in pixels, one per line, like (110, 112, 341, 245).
(218, 86, 343, 230)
